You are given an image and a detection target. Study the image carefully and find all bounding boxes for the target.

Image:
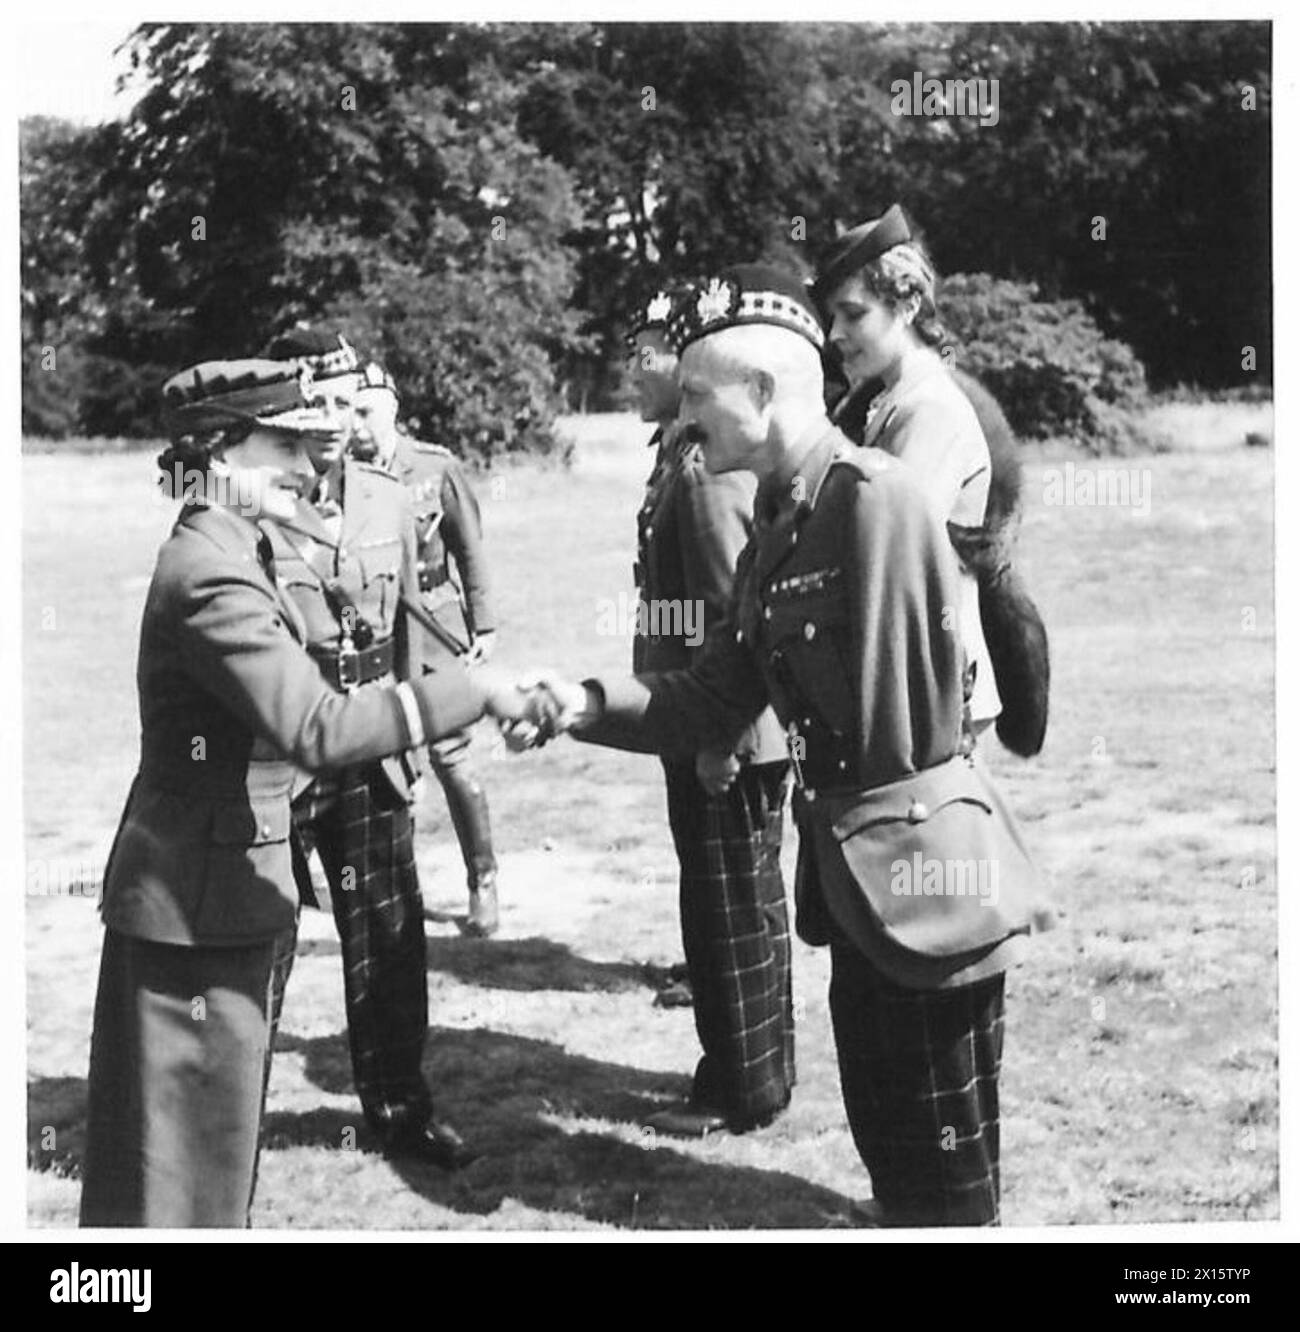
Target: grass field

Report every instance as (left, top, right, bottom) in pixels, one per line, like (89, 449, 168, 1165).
(24, 404, 1277, 1229)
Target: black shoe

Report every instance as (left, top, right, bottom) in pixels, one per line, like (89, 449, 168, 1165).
(643, 1105, 729, 1139)
(383, 1121, 479, 1170)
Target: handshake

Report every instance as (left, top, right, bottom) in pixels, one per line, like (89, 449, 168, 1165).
(476, 668, 597, 751)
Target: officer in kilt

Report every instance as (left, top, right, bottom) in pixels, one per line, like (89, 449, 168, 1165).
(620, 289, 795, 1137)
(350, 364, 502, 937)
(522, 265, 1055, 1225)
(259, 328, 474, 1167)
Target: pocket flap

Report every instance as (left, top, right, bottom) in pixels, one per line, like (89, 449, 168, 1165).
(829, 756, 991, 840)
(211, 798, 291, 846)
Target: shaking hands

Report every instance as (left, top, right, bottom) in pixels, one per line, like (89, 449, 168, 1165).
(476, 669, 597, 751)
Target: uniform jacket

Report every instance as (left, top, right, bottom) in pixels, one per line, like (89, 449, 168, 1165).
(633, 425, 786, 765)
(853, 348, 1002, 726)
(582, 421, 1045, 989)
(266, 457, 425, 800)
(101, 501, 486, 947)
(387, 434, 494, 660)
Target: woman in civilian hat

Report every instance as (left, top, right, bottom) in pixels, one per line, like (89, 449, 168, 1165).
(80, 358, 532, 1228)
(813, 206, 1049, 756)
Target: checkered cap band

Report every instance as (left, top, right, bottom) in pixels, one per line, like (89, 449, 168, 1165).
(358, 362, 398, 396)
(261, 330, 360, 381)
(667, 273, 825, 355)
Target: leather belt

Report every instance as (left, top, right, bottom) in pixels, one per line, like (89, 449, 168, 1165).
(308, 635, 395, 691)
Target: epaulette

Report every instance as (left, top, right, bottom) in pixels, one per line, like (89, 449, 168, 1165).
(828, 440, 897, 481)
(412, 440, 455, 459)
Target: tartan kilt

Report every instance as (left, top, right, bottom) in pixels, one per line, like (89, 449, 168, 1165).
(662, 760, 795, 1129)
(291, 764, 432, 1138)
(829, 941, 1005, 1226)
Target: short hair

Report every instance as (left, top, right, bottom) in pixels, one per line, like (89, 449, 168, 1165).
(689, 324, 825, 401)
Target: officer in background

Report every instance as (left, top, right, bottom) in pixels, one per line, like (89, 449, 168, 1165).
(259, 328, 475, 1168)
(624, 288, 794, 1138)
(351, 363, 501, 938)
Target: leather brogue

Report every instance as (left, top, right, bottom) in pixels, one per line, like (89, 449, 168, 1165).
(383, 1121, 479, 1170)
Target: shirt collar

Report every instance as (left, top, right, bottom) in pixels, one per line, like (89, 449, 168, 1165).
(756, 416, 837, 523)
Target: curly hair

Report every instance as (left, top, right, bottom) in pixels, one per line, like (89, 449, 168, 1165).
(854, 240, 953, 352)
(156, 421, 255, 499)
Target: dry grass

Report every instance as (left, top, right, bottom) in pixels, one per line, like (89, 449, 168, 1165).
(24, 411, 1276, 1229)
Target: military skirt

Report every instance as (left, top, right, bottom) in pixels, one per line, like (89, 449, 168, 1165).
(79, 924, 295, 1228)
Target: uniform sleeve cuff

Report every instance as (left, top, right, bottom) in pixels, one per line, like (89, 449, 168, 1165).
(584, 674, 648, 721)
(411, 666, 487, 742)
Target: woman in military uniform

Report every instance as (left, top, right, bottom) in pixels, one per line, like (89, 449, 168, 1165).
(79, 359, 530, 1227)
(813, 206, 1049, 756)
(812, 206, 1000, 731)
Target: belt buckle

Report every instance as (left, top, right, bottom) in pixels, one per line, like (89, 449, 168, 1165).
(337, 640, 361, 691)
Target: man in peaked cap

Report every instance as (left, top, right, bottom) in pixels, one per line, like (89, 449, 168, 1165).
(519, 263, 1053, 1226)
(258, 327, 476, 1168)
(620, 285, 795, 1137)
(350, 362, 502, 938)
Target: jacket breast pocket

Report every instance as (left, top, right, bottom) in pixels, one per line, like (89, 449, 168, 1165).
(355, 538, 402, 621)
(767, 593, 857, 735)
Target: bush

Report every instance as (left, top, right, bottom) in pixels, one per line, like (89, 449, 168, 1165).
(940, 273, 1149, 453)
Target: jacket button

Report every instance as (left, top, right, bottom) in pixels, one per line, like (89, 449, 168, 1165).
(837, 759, 847, 771)
(803, 621, 816, 641)
(907, 799, 929, 823)
(645, 526, 654, 540)
(260, 823, 272, 838)
(763, 606, 772, 620)
(735, 629, 744, 644)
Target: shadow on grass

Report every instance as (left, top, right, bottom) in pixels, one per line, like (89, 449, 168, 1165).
(271, 1025, 857, 1230)
(301, 932, 665, 996)
(426, 934, 653, 994)
(30, 1030, 856, 1230)
(295, 933, 656, 996)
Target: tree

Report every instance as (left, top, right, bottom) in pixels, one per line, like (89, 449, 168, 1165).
(46, 22, 590, 455)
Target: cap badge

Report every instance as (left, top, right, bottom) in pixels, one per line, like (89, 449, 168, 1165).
(696, 277, 736, 327)
(644, 291, 673, 326)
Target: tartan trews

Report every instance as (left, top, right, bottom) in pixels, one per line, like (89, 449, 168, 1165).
(829, 941, 1006, 1226)
(663, 760, 795, 1130)
(292, 765, 433, 1140)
